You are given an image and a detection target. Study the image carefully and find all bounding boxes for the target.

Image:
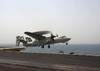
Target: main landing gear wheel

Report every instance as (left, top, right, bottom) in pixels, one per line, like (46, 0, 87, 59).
(41, 45, 44, 48)
(48, 45, 50, 48)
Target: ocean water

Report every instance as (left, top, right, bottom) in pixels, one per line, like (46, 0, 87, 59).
(0, 44, 100, 55)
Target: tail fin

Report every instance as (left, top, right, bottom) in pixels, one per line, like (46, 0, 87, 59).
(16, 36, 26, 46)
(16, 36, 21, 46)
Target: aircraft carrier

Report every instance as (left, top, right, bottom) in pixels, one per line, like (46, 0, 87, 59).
(0, 47, 100, 71)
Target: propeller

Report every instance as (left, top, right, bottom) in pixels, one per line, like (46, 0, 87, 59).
(51, 33, 57, 41)
(56, 34, 58, 37)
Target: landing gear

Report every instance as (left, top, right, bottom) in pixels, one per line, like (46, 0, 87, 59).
(48, 45, 50, 48)
(41, 45, 44, 48)
(41, 45, 50, 48)
(66, 43, 68, 45)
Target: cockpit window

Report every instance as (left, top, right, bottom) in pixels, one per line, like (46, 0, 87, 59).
(62, 36, 66, 38)
(60, 36, 66, 38)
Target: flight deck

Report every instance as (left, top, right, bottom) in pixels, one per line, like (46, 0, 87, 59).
(0, 47, 100, 71)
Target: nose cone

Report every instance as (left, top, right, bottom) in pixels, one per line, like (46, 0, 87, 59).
(68, 38, 71, 41)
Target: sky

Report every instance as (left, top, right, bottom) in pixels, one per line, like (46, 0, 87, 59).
(0, 0, 100, 44)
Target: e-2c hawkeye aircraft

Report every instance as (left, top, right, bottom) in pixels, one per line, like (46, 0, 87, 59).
(16, 31, 71, 48)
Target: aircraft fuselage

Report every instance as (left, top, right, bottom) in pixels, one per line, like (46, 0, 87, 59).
(28, 36, 71, 47)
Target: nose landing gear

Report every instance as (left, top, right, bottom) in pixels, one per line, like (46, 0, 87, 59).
(66, 43, 68, 45)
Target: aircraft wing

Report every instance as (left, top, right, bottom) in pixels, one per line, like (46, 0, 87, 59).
(24, 32, 46, 40)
